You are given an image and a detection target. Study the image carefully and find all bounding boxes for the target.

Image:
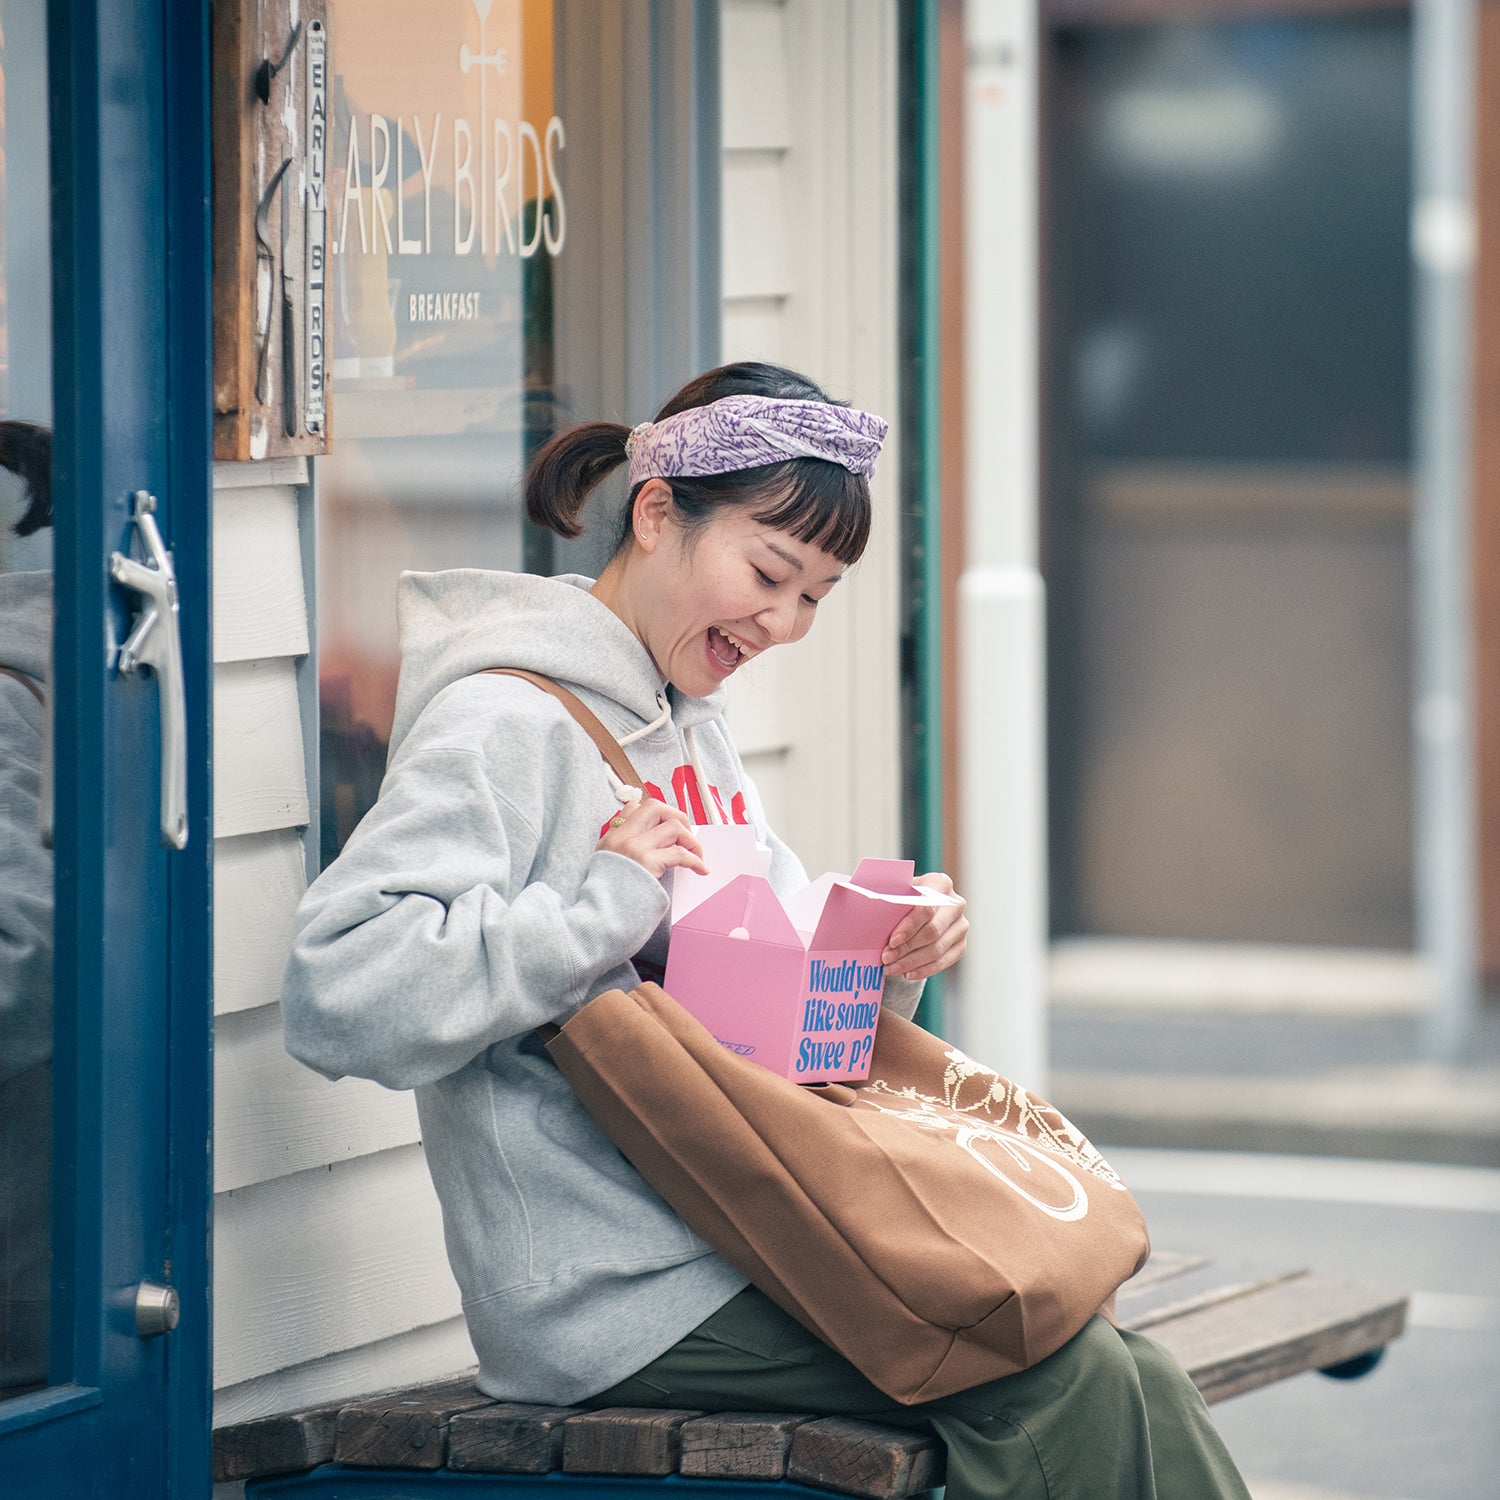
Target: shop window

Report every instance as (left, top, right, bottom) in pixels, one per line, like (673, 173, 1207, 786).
(318, 0, 560, 856)
(316, 0, 718, 860)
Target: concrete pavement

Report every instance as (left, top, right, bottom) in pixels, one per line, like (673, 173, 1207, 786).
(1045, 941, 1500, 1167)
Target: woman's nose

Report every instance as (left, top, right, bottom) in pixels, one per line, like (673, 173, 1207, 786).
(757, 594, 799, 643)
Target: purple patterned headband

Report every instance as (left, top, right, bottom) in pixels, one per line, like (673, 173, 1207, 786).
(624, 394, 889, 485)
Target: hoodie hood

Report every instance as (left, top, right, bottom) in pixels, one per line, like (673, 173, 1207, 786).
(389, 570, 729, 758)
(0, 569, 52, 682)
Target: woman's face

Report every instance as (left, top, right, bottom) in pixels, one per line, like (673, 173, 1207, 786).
(627, 492, 847, 697)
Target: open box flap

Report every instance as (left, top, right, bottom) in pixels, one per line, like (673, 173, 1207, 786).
(809, 882, 916, 951)
(668, 823, 773, 923)
(847, 857, 917, 894)
(672, 872, 803, 949)
(782, 872, 838, 945)
(834, 858, 965, 911)
(810, 874, 964, 951)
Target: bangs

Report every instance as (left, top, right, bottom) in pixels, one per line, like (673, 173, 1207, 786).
(742, 458, 871, 566)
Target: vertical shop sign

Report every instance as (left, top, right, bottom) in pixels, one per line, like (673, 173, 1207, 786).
(305, 17, 327, 436)
(210, 0, 331, 460)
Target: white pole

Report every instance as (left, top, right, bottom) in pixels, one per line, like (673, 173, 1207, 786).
(955, 0, 1049, 1089)
(1411, 0, 1479, 1061)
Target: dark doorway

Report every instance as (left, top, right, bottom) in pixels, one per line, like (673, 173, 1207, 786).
(1043, 9, 1416, 947)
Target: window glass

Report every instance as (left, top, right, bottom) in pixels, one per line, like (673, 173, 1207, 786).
(0, 0, 56, 1402)
(1055, 16, 1411, 467)
(319, 0, 565, 857)
(1046, 15, 1415, 945)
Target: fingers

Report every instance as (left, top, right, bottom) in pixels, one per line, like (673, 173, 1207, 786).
(885, 913, 969, 980)
(657, 842, 711, 877)
(597, 798, 710, 878)
(882, 873, 968, 980)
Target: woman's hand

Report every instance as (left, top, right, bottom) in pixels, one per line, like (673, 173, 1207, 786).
(881, 872, 968, 981)
(597, 798, 710, 880)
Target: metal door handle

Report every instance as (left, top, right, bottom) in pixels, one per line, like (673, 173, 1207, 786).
(109, 491, 188, 849)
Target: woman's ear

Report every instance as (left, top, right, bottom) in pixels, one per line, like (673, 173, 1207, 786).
(632, 479, 674, 554)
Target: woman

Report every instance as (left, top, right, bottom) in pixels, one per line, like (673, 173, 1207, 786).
(282, 361, 1249, 1499)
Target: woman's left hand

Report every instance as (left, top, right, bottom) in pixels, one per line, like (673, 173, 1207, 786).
(881, 872, 968, 981)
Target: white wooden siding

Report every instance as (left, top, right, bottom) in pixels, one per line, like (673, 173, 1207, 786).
(213, 659, 309, 837)
(210, 458, 458, 1419)
(213, 1002, 420, 1193)
(212, 1315, 477, 1430)
(213, 482, 309, 662)
(213, 1145, 462, 1389)
(214, 829, 307, 1017)
(721, 0, 902, 880)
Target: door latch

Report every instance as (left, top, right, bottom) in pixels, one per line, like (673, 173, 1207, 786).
(109, 491, 188, 850)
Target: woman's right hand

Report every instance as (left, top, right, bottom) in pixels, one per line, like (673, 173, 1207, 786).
(597, 798, 710, 879)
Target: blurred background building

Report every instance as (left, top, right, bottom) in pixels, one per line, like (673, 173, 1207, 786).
(935, 0, 1500, 1095)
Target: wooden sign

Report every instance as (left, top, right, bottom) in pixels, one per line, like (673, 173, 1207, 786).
(212, 0, 331, 460)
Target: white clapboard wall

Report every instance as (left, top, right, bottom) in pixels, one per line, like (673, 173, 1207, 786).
(210, 459, 470, 1433)
(209, 0, 901, 1446)
(720, 0, 902, 880)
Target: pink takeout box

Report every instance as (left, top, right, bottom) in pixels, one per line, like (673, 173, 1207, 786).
(662, 826, 960, 1083)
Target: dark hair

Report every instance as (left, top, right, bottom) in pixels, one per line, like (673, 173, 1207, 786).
(524, 362, 872, 565)
(0, 421, 51, 536)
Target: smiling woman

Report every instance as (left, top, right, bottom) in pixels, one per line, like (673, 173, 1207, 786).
(523, 363, 883, 700)
(281, 358, 970, 1408)
(280, 356, 1254, 1499)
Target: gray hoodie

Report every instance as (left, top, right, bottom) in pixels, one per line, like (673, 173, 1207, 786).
(283, 570, 919, 1404)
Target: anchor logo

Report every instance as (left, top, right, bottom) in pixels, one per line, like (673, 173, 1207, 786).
(459, 0, 507, 256)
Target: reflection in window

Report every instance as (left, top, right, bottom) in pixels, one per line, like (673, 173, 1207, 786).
(0, 3, 55, 1401)
(319, 0, 564, 857)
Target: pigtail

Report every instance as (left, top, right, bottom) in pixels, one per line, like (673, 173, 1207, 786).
(524, 421, 631, 540)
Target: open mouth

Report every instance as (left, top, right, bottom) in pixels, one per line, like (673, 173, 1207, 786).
(707, 626, 751, 671)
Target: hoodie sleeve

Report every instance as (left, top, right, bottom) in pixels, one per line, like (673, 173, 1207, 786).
(282, 733, 668, 1091)
(723, 725, 925, 1022)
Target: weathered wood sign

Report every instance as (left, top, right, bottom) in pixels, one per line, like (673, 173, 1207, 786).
(212, 0, 332, 460)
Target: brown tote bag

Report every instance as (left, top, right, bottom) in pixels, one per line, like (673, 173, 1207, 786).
(548, 986, 1149, 1405)
(485, 668, 1151, 1405)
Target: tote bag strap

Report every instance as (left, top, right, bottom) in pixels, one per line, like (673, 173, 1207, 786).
(479, 667, 644, 792)
(479, 667, 647, 1049)
(0, 666, 43, 705)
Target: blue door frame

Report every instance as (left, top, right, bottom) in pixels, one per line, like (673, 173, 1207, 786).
(0, 0, 213, 1493)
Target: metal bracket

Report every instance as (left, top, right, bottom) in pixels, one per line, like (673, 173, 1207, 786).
(109, 491, 189, 850)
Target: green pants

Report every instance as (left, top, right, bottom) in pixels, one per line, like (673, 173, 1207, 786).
(587, 1287, 1251, 1500)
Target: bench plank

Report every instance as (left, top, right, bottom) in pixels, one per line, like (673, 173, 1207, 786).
(213, 1402, 343, 1483)
(216, 1256, 1409, 1492)
(1118, 1251, 1208, 1293)
(1149, 1274, 1410, 1405)
(1117, 1261, 1307, 1332)
(787, 1417, 945, 1500)
(333, 1379, 496, 1469)
(446, 1402, 579, 1473)
(562, 1407, 703, 1476)
(679, 1411, 812, 1480)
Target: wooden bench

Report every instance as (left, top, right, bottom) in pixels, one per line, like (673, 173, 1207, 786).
(216, 1254, 1408, 1498)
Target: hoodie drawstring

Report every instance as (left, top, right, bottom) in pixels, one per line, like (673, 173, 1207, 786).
(619, 692, 673, 747)
(605, 691, 728, 827)
(604, 692, 673, 807)
(683, 724, 727, 826)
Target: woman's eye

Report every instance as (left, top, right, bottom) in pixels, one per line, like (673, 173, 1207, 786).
(755, 569, 778, 587)
(801, 594, 819, 607)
